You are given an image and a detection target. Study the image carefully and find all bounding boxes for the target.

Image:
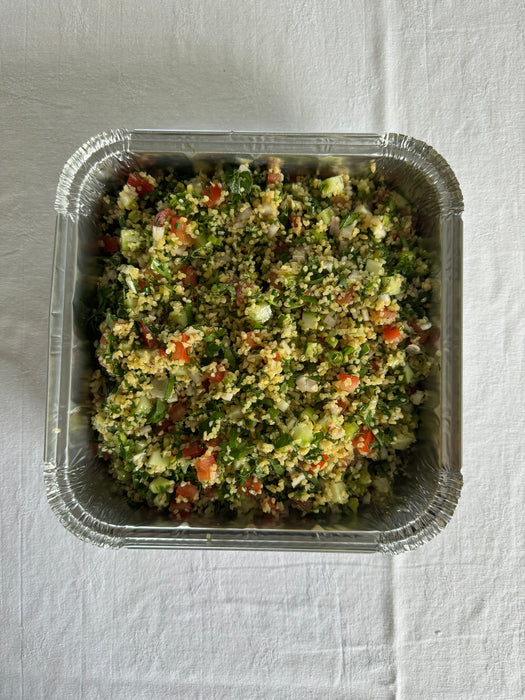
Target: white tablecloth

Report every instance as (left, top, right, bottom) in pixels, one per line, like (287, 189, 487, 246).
(1, 1, 523, 698)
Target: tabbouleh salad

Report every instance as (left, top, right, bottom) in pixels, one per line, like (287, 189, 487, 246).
(90, 160, 436, 520)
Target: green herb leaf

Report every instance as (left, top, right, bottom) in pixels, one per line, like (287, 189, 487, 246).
(148, 399, 168, 424)
(340, 212, 360, 230)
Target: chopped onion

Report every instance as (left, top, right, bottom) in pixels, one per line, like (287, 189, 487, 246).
(329, 217, 339, 236)
(324, 313, 336, 328)
(296, 375, 319, 392)
(406, 344, 421, 355)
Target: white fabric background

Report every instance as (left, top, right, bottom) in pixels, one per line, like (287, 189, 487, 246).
(1, 1, 523, 698)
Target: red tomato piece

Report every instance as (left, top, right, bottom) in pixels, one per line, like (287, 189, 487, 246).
(372, 309, 397, 325)
(127, 173, 155, 196)
(139, 321, 158, 349)
(102, 235, 120, 253)
(310, 453, 329, 471)
(176, 483, 198, 501)
(182, 441, 205, 458)
(174, 333, 190, 363)
(245, 331, 259, 349)
(290, 214, 302, 230)
(267, 172, 281, 185)
(194, 454, 217, 482)
(239, 477, 263, 495)
(352, 427, 375, 454)
(154, 209, 193, 246)
(382, 325, 403, 344)
(203, 182, 222, 207)
(336, 400, 348, 414)
(337, 372, 360, 392)
(169, 501, 193, 518)
(181, 264, 198, 287)
(336, 290, 354, 305)
(205, 364, 226, 385)
(168, 402, 187, 422)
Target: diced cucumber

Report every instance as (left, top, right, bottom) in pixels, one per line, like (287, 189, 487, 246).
(246, 302, 272, 326)
(366, 258, 383, 276)
(134, 396, 153, 417)
(383, 274, 404, 296)
(323, 480, 348, 504)
(275, 398, 290, 412)
(321, 175, 344, 198)
(318, 207, 333, 225)
(305, 341, 322, 360)
(343, 421, 359, 441)
(403, 364, 414, 384)
(301, 406, 317, 422)
(391, 431, 415, 450)
(301, 311, 318, 331)
(147, 450, 171, 473)
(149, 476, 172, 494)
(291, 421, 314, 447)
(324, 335, 338, 349)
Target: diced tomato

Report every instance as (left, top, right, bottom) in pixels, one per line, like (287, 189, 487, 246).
(203, 182, 223, 207)
(101, 234, 120, 253)
(153, 209, 172, 227)
(139, 321, 158, 349)
(206, 437, 224, 448)
(173, 333, 190, 363)
(336, 399, 348, 414)
(311, 453, 329, 470)
(127, 173, 155, 196)
(336, 290, 354, 305)
(290, 214, 302, 230)
(181, 264, 198, 287)
(176, 483, 198, 501)
(235, 281, 255, 307)
(267, 172, 281, 185)
(154, 209, 193, 246)
(265, 269, 282, 289)
(158, 348, 169, 358)
(182, 441, 205, 458)
(205, 364, 226, 385)
(239, 477, 263, 495)
(169, 500, 193, 518)
(168, 402, 187, 422)
(245, 331, 260, 348)
(202, 485, 218, 498)
(370, 358, 381, 372)
(410, 323, 439, 346)
(172, 218, 193, 246)
(337, 372, 360, 392)
(382, 325, 403, 344)
(352, 427, 375, 454)
(274, 352, 281, 362)
(194, 454, 217, 482)
(372, 309, 397, 325)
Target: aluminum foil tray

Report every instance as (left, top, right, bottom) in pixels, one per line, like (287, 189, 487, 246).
(45, 130, 462, 552)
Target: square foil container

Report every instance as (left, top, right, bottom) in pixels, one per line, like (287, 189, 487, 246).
(45, 130, 462, 552)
